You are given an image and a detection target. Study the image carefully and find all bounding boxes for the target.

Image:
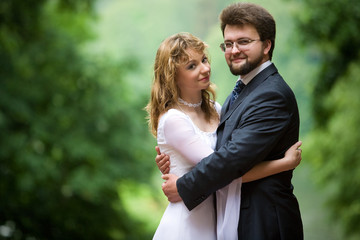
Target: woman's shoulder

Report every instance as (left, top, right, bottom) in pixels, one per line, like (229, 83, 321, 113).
(158, 109, 190, 130)
(157, 108, 192, 141)
(213, 101, 222, 114)
(160, 108, 187, 121)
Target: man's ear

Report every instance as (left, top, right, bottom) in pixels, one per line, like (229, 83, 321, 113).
(263, 39, 272, 55)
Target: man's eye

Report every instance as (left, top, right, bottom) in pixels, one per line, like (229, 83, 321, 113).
(238, 39, 251, 45)
(225, 43, 233, 48)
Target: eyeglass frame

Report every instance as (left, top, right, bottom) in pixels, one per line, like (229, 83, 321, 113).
(219, 38, 262, 52)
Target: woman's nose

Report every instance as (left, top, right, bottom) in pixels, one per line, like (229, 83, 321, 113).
(201, 63, 210, 73)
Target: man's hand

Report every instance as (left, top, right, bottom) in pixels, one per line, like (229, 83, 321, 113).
(161, 174, 182, 202)
(155, 146, 170, 174)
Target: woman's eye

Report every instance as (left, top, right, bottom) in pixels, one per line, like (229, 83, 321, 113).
(202, 57, 208, 63)
(187, 64, 196, 70)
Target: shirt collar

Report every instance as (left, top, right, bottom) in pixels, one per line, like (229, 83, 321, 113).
(238, 60, 272, 85)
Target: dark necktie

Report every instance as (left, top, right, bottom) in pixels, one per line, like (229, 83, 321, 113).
(229, 80, 245, 106)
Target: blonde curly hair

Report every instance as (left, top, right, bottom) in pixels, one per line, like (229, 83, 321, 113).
(145, 32, 218, 137)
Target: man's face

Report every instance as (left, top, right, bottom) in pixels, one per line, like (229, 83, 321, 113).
(223, 24, 271, 76)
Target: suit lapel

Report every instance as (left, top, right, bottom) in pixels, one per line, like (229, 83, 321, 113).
(219, 64, 278, 126)
(221, 95, 231, 117)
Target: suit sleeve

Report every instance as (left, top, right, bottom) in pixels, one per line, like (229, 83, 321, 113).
(177, 89, 293, 210)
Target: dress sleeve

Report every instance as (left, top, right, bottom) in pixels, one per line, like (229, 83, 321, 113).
(162, 111, 214, 165)
(214, 101, 222, 115)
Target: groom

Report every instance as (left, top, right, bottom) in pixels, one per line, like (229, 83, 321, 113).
(160, 3, 303, 239)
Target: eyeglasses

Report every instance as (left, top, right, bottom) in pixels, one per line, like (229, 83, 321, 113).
(219, 38, 261, 52)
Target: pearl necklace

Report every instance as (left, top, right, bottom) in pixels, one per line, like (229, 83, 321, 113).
(178, 97, 202, 108)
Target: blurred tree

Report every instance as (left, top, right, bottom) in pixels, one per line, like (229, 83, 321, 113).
(0, 0, 154, 239)
(293, 0, 360, 238)
(294, 0, 360, 127)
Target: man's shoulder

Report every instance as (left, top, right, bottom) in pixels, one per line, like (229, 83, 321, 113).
(247, 74, 296, 106)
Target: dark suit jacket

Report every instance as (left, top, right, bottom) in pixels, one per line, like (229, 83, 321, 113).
(177, 64, 303, 240)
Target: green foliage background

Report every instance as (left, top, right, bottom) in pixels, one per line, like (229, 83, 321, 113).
(293, 0, 360, 239)
(1, 0, 359, 239)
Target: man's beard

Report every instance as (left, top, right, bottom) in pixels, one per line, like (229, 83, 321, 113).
(229, 54, 263, 76)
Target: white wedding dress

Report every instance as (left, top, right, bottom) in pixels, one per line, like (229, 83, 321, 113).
(153, 103, 242, 240)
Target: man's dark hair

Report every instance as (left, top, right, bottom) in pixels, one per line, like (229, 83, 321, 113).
(220, 3, 276, 60)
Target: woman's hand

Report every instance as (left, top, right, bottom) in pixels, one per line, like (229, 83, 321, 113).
(155, 146, 170, 174)
(283, 141, 302, 170)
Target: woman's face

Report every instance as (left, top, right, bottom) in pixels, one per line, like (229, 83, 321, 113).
(175, 48, 211, 95)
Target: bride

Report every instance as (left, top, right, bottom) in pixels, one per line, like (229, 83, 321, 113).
(145, 32, 302, 240)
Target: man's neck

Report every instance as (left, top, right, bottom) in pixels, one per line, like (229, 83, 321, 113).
(240, 60, 272, 85)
